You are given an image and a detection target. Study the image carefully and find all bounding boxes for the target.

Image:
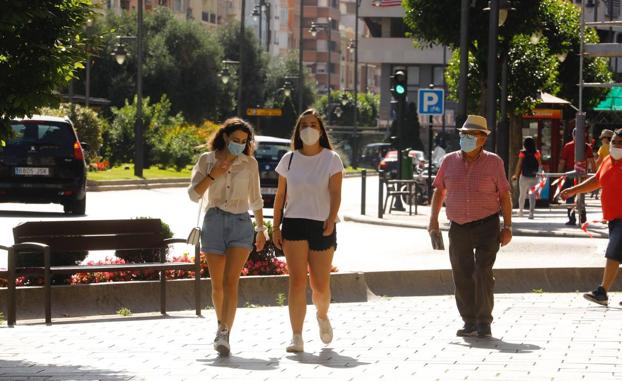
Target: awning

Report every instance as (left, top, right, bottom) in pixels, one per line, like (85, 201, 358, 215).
(594, 86, 622, 111)
(540, 92, 571, 105)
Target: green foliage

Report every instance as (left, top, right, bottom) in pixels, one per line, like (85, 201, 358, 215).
(0, 312, 5, 325)
(403, 0, 611, 115)
(152, 125, 202, 170)
(87, 8, 224, 123)
(0, 0, 95, 139)
(115, 218, 174, 263)
(37, 104, 106, 160)
(264, 51, 317, 114)
(276, 293, 286, 307)
(314, 90, 380, 127)
(116, 307, 132, 316)
(103, 95, 184, 166)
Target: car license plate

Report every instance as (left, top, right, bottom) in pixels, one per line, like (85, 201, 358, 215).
(261, 187, 277, 195)
(15, 167, 50, 176)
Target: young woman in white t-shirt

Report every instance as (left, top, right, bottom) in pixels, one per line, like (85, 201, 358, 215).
(188, 118, 267, 356)
(273, 109, 344, 352)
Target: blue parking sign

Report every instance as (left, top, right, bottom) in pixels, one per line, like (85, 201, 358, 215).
(418, 88, 445, 115)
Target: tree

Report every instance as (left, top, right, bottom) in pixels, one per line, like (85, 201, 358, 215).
(85, 8, 224, 124)
(403, 0, 611, 116)
(264, 51, 316, 115)
(314, 90, 380, 127)
(0, 0, 94, 138)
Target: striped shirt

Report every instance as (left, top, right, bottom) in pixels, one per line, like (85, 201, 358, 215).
(433, 150, 511, 225)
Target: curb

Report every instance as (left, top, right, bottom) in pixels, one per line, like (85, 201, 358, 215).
(86, 172, 376, 192)
(343, 214, 609, 239)
(2, 267, 619, 322)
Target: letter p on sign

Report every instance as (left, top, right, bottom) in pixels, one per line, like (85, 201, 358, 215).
(417, 88, 445, 116)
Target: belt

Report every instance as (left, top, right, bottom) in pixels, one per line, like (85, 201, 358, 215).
(451, 213, 499, 228)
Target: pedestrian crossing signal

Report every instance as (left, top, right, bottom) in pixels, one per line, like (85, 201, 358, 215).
(391, 69, 407, 99)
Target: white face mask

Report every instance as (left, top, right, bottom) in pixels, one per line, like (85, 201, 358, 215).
(300, 127, 321, 146)
(610, 142, 622, 160)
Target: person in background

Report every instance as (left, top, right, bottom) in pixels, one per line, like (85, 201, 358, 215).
(558, 128, 595, 226)
(561, 129, 622, 306)
(512, 137, 542, 219)
(187, 118, 267, 356)
(428, 115, 512, 339)
(596, 129, 614, 169)
(272, 109, 344, 353)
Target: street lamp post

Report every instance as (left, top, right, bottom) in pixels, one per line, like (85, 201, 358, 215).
(310, 18, 333, 123)
(350, 0, 362, 167)
(457, 0, 470, 130)
(298, 1, 304, 114)
(239, 0, 246, 118)
(252, 0, 271, 52)
(111, 0, 144, 177)
(219, 60, 241, 114)
(485, 0, 500, 153)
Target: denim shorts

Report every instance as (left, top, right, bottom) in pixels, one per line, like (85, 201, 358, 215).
(281, 218, 337, 251)
(605, 219, 622, 262)
(200, 208, 254, 255)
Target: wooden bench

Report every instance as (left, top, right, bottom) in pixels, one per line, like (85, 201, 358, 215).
(6, 219, 201, 326)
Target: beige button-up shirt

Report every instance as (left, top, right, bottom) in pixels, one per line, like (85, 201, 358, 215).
(188, 151, 263, 214)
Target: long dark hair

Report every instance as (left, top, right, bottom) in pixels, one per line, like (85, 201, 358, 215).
(210, 117, 254, 155)
(523, 136, 536, 154)
(291, 108, 333, 150)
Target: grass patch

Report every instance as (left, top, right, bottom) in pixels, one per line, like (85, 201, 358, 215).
(344, 166, 375, 174)
(532, 288, 544, 294)
(276, 293, 286, 307)
(88, 164, 191, 181)
(0, 312, 4, 325)
(116, 307, 132, 317)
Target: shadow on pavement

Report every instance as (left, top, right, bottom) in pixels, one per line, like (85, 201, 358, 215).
(198, 355, 280, 371)
(0, 359, 131, 380)
(286, 348, 370, 368)
(452, 337, 542, 353)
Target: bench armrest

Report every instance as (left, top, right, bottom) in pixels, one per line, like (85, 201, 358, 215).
(0, 244, 9, 251)
(13, 242, 50, 252)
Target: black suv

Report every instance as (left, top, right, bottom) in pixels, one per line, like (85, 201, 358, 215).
(254, 135, 290, 208)
(0, 115, 88, 214)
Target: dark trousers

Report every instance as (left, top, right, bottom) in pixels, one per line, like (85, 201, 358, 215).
(448, 215, 500, 325)
(562, 177, 576, 223)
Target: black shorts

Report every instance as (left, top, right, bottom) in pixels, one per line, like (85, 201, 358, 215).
(281, 218, 337, 251)
(605, 219, 622, 262)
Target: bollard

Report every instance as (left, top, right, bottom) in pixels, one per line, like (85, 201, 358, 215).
(378, 170, 384, 219)
(361, 169, 367, 215)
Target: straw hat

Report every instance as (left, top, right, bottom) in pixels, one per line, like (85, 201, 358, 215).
(599, 129, 614, 139)
(458, 115, 491, 135)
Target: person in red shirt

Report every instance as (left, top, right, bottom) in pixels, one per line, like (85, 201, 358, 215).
(511, 136, 542, 219)
(558, 128, 595, 225)
(429, 115, 512, 338)
(561, 128, 622, 306)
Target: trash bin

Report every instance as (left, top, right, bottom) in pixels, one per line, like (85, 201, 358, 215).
(399, 148, 413, 179)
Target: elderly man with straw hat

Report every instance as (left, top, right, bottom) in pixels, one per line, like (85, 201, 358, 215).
(428, 115, 513, 338)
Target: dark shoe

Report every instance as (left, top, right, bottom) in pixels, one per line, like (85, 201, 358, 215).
(565, 220, 576, 226)
(456, 323, 477, 337)
(583, 286, 608, 306)
(477, 324, 492, 338)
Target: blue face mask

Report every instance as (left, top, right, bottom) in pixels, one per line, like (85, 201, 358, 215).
(228, 141, 246, 156)
(459, 134, 478, 153)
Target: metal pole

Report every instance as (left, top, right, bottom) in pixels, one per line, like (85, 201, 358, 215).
(352, 0, 360, 167)
(135, 0, 144, 177)
(85, 54, 91, 108)
(258, 4, 262, 47)
(239, 0, 246, 118)
(361, 168, 366, 215)
(378, 170, 384, 218)
(499, 56, 509, 175)
(327, 19, 332, 124)
(576, 0, 586, 225)
(428, 110, 433, 202)
(457, 0, 470, 130)
(298, 0, 304, 114)
(265, 3, 271, 52)
(486, 0, 499, 152)
(397, 96, 403, 179)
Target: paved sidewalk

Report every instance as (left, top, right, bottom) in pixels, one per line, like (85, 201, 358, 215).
(2, 293, 622, 380)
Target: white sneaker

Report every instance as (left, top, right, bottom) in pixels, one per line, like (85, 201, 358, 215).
(317, 314, 333, 344)
(214, 328, 230, 356)
(286, 334, 304, 353)
(518, 210, 524, 217)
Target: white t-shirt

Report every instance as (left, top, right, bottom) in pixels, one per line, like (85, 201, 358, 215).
(275, 148, 344, 222)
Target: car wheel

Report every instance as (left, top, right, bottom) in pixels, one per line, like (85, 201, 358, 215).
(63, 196, 86, 215)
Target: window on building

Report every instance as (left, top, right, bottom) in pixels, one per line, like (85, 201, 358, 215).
(389, 18, 407, 38)
(407, 66, 420, 86)
(121, 0, 130, 9)
(433, 66, 445, 86)
(317, 39, 328, 52)
(174, 0, 182, 12)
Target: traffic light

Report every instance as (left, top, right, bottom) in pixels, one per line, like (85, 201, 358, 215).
(391, 69, 407, 99)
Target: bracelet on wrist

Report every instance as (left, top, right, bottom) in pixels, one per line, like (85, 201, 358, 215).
(254, 225, 266, 232)
(502, 225, 512, 230)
